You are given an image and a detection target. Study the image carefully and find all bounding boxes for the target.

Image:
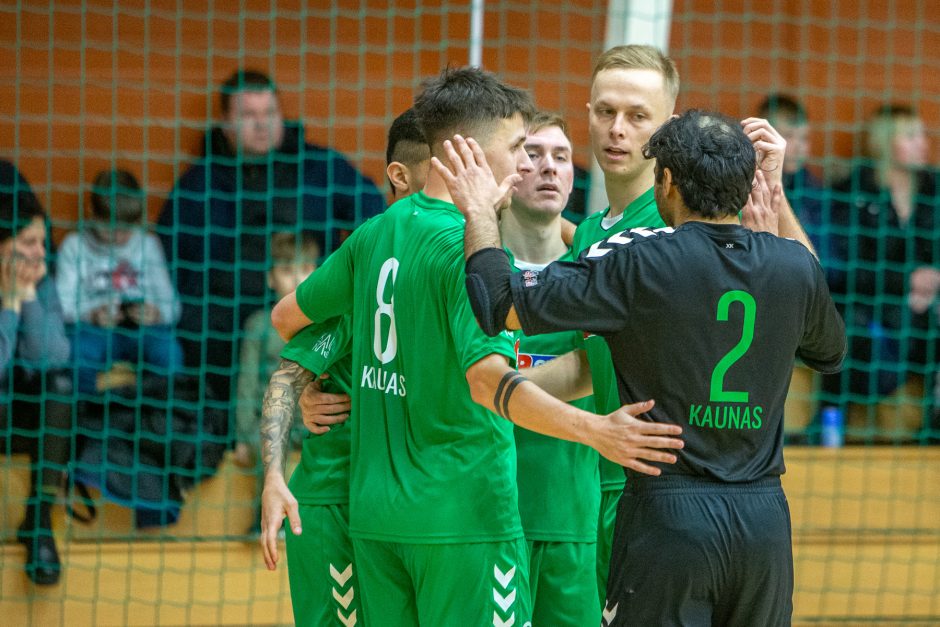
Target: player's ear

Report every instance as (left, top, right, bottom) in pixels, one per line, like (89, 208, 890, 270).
(386, 162, 411, 197)
(661, 166, 675, 197)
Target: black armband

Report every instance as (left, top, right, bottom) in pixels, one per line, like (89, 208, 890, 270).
(465, 247, 514, 337)
(493, 371, 528, 421)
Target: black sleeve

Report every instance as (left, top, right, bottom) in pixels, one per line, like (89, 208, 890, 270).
(465, 247, 515, 337)
(796, 257, 847, 373)
(510, 245, 633, 337)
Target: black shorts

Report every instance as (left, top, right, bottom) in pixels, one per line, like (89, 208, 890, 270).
(602, 475, 792, 627)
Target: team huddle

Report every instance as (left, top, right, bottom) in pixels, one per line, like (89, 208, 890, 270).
(257, 45, 845, 627)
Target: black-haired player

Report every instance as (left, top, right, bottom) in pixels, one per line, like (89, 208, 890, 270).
(435, 109, 846, 626)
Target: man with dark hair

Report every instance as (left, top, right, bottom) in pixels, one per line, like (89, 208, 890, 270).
(0, 160, 73, 585)
(270, 66, 682, 626)
(258, 107, 426, 627)
(385, 107, 430, 197)
(157, 68, 384, 428)
(436, 109, 846, 626)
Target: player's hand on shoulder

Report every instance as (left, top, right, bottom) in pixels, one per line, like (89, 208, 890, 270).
(590, 399, 683, 476)
(300, 374, 351, 434)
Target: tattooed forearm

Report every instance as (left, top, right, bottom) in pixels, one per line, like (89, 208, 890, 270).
(260, 358, 315, 479)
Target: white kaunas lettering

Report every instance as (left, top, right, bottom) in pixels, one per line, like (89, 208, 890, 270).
(360, 365, 407, 397)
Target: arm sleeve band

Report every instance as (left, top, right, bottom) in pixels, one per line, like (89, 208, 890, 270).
(465, 247, 514, 337)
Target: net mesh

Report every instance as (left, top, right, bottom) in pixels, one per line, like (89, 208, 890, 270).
(1, 1, 938, 624)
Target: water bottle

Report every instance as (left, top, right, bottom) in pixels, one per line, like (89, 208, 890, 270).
(820, 406, 844, 448)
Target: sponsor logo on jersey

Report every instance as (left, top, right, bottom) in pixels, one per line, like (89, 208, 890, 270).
(688, 403, 763, 429)
(513, 339, 558, 369)
(360, 365, 406, 397)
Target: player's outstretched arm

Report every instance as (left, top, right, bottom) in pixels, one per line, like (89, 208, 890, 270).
(467, 354, 683, 475)
(271, 291, 314, 341)
(260, 358, 314, 571)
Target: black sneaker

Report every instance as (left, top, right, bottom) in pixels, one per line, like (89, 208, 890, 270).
(16, 522, 61, 585)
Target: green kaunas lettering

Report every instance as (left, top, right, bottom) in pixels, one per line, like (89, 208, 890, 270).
(689, 404, 763, 429)
(361, 365, 407, 397)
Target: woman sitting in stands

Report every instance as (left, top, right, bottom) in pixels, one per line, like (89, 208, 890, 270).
(0, 160, 73, 585)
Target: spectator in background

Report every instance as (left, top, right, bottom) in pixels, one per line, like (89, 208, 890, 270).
(0, 160, 73, 585)
(234, 231, 318, 534)
(757, 94, 831, 260)
(157, 69, 385, 429)
(57, 169, 182, 395)
(826, 104, 939, 438)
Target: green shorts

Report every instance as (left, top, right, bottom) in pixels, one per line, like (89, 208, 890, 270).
(597, 487, 622, 607)
(284, 503, 362, 627)
(527, 539, 600, 626)
(353, 537, 531, 627)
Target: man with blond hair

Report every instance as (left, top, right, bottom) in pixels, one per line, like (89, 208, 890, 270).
(573, 44, 680, 603)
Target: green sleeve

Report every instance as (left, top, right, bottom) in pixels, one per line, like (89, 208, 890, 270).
(280, 316, 352, 376)
(294, 224, 363, 322)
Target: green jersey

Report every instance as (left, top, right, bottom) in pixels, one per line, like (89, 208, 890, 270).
(282, 317, 354, 506)
(511, 249, 600, 542)
(571, 188, 665, 491)
(295, 192, 519, 543)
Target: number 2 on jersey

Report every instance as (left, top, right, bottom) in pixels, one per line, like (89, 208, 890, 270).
(374, 257, 400, 364)
(709, 290, 756, 403)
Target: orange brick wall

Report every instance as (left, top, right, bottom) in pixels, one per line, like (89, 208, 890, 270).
(1, 1, 937, 240)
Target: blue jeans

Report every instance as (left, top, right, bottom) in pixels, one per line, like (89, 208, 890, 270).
(72, 324, 183, 395)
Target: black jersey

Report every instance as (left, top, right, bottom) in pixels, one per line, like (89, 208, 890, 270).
(510, 221, 846, 481)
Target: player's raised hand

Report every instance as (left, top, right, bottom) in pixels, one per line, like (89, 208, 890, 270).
(260, 474, 301, 571)
(742, 169, 782, 235)
(299, 374, 351, 435)
(431, 134, 521, 219)
(741, 117, 786, 190)
(589, 399, 683, 476)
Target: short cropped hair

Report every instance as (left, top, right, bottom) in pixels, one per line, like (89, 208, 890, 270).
(757, 94, 807, 124)
(90, 169, 145, 224)
(0, 184, 45, 243)
(413, 66, 535, 155)
(220, 69, 278, 116)
(643, 110, 755, 219)
(527, 111, 570, 140)
(865, 103, 918, 160)
(270, 231, 320, 266)
(591, 45, 680, 105)
(386, 107, 429, 168)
